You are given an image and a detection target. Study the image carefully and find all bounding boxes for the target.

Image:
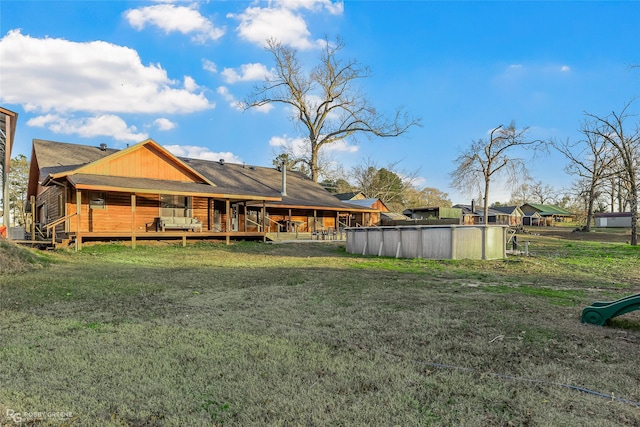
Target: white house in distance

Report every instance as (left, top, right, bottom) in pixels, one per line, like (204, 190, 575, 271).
(594, 212, 635, 228)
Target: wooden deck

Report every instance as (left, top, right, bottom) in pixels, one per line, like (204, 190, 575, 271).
(79, 230, 266, 248)
(19, 230, 267, 249)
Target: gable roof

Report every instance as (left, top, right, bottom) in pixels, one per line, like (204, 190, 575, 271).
(41, 139, 215, 186)
(344, 198, 386, 209)
(491, 206, 524, 216)
(521, 203, 571, 216)
(334, 191, 365, 201)
(188, 158, 372, 211)
(453, 204, 507, 217)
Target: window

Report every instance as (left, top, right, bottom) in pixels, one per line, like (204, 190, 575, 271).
(160, 194, 192, 217)
(89, 191, 106, 210)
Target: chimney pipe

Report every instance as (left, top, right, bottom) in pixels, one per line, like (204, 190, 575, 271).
(471, 199, 475, 213)
(281, 161, 287, 196)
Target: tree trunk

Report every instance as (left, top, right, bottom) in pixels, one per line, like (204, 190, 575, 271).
(310, 146, 319, 182)
(630, 182, 637, 246)
(483, 179, 490, 225)
(584, 188, 595, 232)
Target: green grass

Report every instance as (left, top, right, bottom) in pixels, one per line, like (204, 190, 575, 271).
(1, 235, 640, 425)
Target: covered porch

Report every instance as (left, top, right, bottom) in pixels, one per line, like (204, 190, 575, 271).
(33, 174, 281, 249)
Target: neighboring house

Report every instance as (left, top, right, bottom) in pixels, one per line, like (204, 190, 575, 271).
(379, 211, 412, 225)
(27, 138, 377, 247)
(403, 206, 461, 221)
(594, 212, 635, 228)
(491, 206, 525, 226)
(453, 204, 511, 225)
(0, 107, 18, 235)
(520, 203, 573, 225)
(341, 198, 388, 227)
(522, 211, 543, 226)
(402, 206, 462, 224)
(334, 191, 366, 201)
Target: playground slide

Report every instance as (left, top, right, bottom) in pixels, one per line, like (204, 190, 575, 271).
(581, 293, 640, 326)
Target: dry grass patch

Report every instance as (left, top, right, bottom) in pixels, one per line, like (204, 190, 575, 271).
(0, 240, 50, 275)
(1, 238, 640, 425)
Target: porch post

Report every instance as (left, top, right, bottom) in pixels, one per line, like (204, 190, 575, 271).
(225, 199, 230, 245)
(76, 190, 82, 251)
(131, 194, 136, 249)
(313, 210, 317, 233)
(31, 195, 36, 241)
(243, 203, 247, 232)
(288, 208, 292, 232)
(262, 201, 267, 242)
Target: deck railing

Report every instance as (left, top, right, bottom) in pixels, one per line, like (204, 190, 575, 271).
(45, 212, 78, 245)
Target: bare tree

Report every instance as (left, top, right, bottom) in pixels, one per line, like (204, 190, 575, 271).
(350, 158, 419, 211)
(509, 179, 556, 206)
(585, 101, 640, 244)
(404, 187, 452, 208)
(450, 121, 544, 223)
(551, 119, 618, 231)
(245, 37, 421, 182)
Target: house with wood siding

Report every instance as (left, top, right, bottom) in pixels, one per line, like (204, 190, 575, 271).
(27, 138, 377, 247)
(336, 194, 389, 226)
(453, 204, 512, 225)
(491, 206, 525, 226)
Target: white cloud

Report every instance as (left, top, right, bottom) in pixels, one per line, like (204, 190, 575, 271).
(560, 65, 571, 72)
(0, 30, 214, 115)
(164, 144, 243, 163)
(228, 1, 343, 49)
(323, 139, 359, 153)
(268, 134, 356, 156)
(216, 86, 244, 111)
(217, 86, 273, 112)
(154, 118, 177, 130)
(26, 114, 148, 142)
(229, 6, 318, 49)
(269, 135, 307, 158)
(276, 0, 344, 15)
(183, 76, 198, 92)
(202, 59, 217, 73)
(124, 3, 224, 43)
(221, 63, 273, 84)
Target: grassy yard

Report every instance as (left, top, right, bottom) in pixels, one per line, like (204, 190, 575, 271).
(1, 231, 640, 426)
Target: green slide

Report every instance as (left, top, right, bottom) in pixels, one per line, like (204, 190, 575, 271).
(581, 293, 640, 326)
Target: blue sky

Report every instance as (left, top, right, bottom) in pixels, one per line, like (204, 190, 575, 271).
(1, 1, 639, 204)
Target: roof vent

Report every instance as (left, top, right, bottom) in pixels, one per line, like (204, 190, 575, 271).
(99, 143, 107, 151)
(219, 159, 225, 165)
